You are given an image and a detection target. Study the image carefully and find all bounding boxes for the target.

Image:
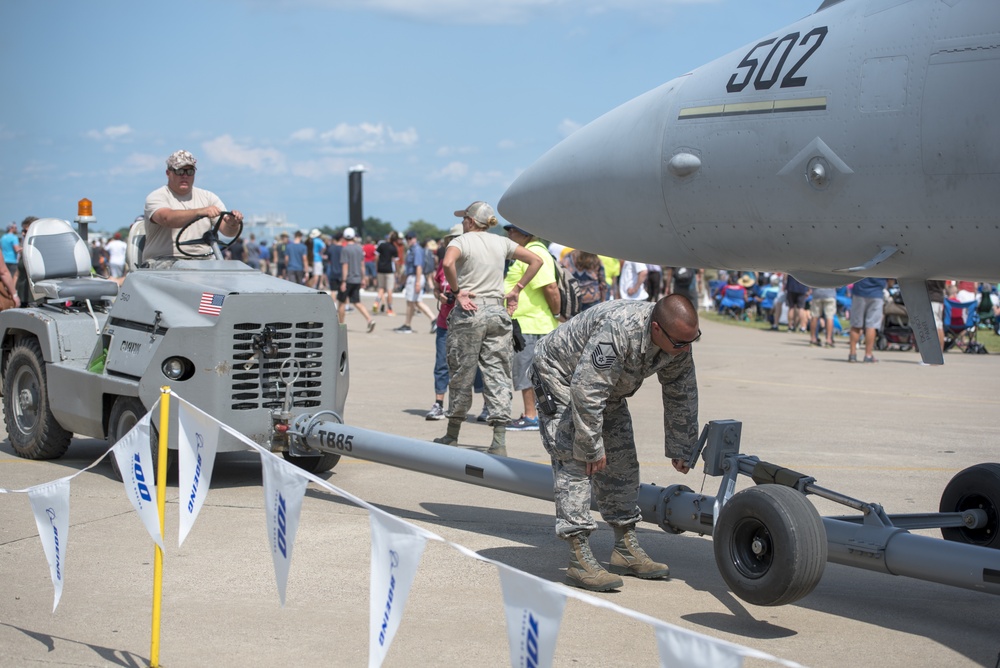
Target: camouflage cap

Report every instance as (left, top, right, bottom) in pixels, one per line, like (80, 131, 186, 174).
(166, 150, 197, 170)
(502, 222, 530, 235)
(453, 201, 497, 229)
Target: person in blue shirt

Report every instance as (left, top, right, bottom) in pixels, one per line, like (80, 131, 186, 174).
(393, 232, 436, 333)
(308, 229, 327, 290)
(848, 277, 888, 363)
(285, 231, 309, 285)
(784, 274, 811, 333)
(1, 224, 20, 278)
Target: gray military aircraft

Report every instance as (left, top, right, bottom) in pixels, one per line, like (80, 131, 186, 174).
(498, 0, 1000, 365)
(287, 2, 1000, 610)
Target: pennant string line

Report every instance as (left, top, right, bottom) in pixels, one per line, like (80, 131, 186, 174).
(0, 391, 802, 667)
(171, 393, 801, 667)
(1, 454, 111, 494)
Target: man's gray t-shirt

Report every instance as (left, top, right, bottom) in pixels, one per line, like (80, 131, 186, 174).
(143, 185, 226, 261)
(341, 243, 365, 283)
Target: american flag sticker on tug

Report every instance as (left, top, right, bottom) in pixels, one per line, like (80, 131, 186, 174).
(198, 292, 225, 316)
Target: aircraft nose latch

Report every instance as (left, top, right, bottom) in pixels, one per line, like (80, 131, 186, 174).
(807, 157, 829, 189)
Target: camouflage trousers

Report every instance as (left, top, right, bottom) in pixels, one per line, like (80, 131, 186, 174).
(539, 400, 642, 538)
(445, 302, 513, 424)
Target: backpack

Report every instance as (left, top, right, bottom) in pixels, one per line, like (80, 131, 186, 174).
(422, 245, 436, 276)
(572, 266, 604, 306)
(553, 260, 583, 320)
(674, 267, 694, 288)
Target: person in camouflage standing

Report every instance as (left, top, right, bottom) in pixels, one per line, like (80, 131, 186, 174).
(434, 201, 543, 456)
(532, 294, 700, 591)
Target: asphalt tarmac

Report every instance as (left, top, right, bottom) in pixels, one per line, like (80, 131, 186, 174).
(1, 310, 999, 668)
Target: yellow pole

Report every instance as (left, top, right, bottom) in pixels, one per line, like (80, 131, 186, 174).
(149, 387, 171, 667)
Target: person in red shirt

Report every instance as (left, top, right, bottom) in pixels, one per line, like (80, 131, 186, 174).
(362, 237, 377, 290)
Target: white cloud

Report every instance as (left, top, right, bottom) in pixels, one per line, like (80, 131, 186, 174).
(22, 160, 55, 176)
(312, 0, 556, 23)
(388, 126, 418, 146)
(202, 135, 287, 173)
(85, 125, 133, 141)
(427, 161, 511, 188)
(290, 157, 358, 179)
(316, 122, 419, 154)
(289, 0, 710, 24)
(430, 161, 469, 180)
(436, 145, 478, 157)
(109, 152, 161, 176)
(470, 169, 508, 187)
(497, 139, 517, 150)
(557, 118, 582, 137)
(290, 128, 317, 142)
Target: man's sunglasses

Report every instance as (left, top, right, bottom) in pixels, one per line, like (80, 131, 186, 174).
(659, 325, 701, 349)
(171, 167, 196, 176)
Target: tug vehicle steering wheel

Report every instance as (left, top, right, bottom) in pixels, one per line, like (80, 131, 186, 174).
(175, 211, 244, 259)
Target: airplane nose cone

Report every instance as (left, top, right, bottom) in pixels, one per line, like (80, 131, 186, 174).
(499, 80, 681, 260)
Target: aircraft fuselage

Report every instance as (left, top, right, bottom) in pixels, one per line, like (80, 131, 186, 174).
(500, 0, 1000, 286)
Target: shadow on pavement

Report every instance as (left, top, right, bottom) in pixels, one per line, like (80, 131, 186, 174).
(0, 623, 147, 667)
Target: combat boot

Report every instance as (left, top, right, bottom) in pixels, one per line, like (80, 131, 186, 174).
(609, 524, 670, 579)
(565, 535, 623, 592)
(433, 418, 462, 446)
(486, 423, 507, 457)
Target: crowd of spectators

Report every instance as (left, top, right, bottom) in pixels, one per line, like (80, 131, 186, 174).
(6, 210, 998, 391)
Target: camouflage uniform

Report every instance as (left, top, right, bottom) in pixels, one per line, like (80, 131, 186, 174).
(446, 300, 513, 424)
(533, 300, 698, 538)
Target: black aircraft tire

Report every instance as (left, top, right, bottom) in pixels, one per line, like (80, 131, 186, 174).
(107, 396, 173, 482)
(2, 338, 72, 460)
(713, 485, 828, 607)
(283, 451, 341, 474)
(940, 463, 1000, 549)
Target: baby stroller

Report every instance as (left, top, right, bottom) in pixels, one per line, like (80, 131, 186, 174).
(875, 286, 915, 351)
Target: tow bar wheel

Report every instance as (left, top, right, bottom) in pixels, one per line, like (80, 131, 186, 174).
(940, 463, 1000, 549)
(714, 485, 828, 606)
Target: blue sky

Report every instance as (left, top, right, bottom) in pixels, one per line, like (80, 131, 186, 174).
(1, 0, 813, 237)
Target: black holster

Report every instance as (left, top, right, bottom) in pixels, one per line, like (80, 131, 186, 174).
(530, 365, 558, 416)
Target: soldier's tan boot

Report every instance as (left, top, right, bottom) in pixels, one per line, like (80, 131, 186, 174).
(433, 418, 462, 446)
(486, 424, 507, 457)
(565, 535, 623, 592)
(609, 524, 670, 579)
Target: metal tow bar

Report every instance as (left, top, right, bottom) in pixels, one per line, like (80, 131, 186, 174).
(289, 416, 1000, 606)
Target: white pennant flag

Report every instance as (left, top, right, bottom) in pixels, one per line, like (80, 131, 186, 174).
(655, 626, 744, 668)
(111, 411, 163, 549)
(369, 512, 427, 668)
(260, 453, 308, 606)
(498, 565, 566, 668)
(28, 477, 71, 612)
(177, 399, 221, 546)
